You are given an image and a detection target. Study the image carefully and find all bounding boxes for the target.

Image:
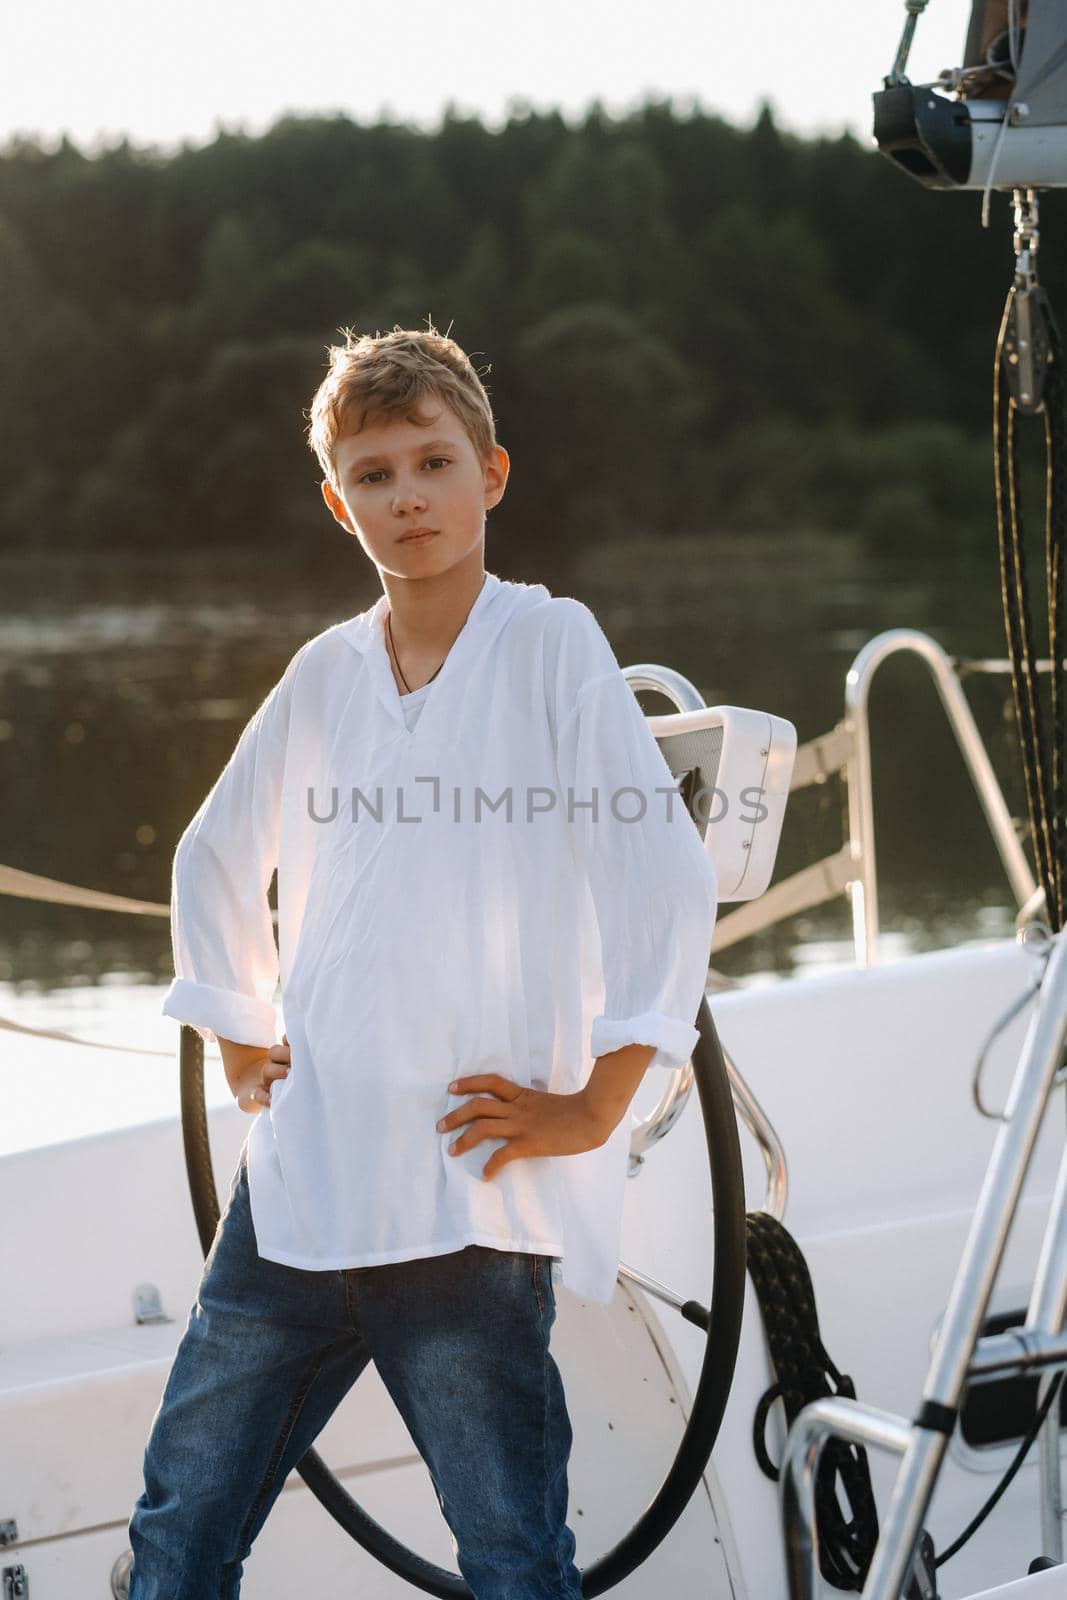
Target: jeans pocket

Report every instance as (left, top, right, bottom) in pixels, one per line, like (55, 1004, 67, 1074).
(531, 1252, 547, 1316)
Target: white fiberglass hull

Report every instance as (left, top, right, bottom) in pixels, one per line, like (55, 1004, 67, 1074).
(2, 935, 1062, 1597)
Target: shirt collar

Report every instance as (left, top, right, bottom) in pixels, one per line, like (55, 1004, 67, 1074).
(339, 570, 525, 733)
(339, 569, 504, 658)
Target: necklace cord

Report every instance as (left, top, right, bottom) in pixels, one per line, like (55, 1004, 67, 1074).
(384, 574, 488, 694)
(386, 609, 443, 694)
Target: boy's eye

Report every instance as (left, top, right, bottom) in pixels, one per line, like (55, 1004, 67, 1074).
(358, 457, 451, 486)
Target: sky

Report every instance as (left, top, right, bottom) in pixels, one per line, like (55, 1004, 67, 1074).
(2, 0, 973, 152)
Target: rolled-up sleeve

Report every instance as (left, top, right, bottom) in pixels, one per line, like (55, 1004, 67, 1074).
(550, 602, 718, 1071)
(161, 651, 303, 1047)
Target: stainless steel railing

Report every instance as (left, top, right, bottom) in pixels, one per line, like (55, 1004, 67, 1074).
(844, 630, 1039, 967)
(780, 925, 1067, 1597)
(696, 630, 1057, 969)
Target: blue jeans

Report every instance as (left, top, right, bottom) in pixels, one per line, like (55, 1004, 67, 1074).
(128, 1145, 583, 1599)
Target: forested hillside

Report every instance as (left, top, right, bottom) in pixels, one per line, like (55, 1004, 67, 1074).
(1, 99, 1057, 560)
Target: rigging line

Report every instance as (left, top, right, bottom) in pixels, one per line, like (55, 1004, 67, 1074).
(981, 4, 1024, 232)
(935, 1370, 1064, 1569)
(0, 1009, 214, 1060)
(994, 302, 1061, 926)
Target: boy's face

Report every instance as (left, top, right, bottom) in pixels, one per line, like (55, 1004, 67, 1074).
(321, 401, 509, 579)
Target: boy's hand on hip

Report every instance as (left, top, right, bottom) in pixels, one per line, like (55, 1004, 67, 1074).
(221, 1032, 291, 1113)
(436, 1073, 610, 1182)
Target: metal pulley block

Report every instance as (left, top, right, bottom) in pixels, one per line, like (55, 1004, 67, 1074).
(1002, 288, 1054, 411)
(1001, 188, 1057, 412)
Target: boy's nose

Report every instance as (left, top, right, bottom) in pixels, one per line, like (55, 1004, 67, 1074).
(392, 487, 427, 514)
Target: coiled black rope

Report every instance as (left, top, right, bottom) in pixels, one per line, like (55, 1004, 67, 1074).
(746, 1212, 880, 1591)
(744, 1206, 1067, 1583)
(993, 279, 1067, 933)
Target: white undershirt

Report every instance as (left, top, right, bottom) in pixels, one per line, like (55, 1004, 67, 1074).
(398, 677, 432, 730)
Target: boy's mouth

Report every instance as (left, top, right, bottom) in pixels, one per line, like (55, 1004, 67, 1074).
(397, 528, 439, 545)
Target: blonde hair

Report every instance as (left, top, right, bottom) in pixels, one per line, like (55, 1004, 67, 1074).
(306, 322, 498, 490)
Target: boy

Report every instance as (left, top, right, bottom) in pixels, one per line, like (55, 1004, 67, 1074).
(130, 324, 718, 1598)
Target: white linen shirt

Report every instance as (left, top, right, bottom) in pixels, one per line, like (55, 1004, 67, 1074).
(161, 571, 718, 1304)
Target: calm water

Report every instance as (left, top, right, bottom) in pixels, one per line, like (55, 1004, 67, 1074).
(0, 532, 1034, 1151)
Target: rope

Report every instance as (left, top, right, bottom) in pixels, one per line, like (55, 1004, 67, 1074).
(1045, 335, 1067, 928)
(0, 860, 285, 923)
(0, 1009, 221, 1060)
(745, 1212, 880, 1591)
(934, 1369, 1064, 1570)
(978, 1, 1025, 230)
(0, 1011, 173, 1057)
(0, 861, 170, 916)
(746, 1210, 1065, 1582)
(993, 280, 1067, 933)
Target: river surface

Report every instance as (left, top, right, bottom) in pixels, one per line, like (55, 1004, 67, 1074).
(0, 533, 1038, 1152)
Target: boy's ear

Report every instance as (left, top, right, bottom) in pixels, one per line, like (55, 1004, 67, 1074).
(321, 478, 355, 532)
(484, 444, 510, 513)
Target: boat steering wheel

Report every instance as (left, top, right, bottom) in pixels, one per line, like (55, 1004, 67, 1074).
(177, 992, 746, 1596)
